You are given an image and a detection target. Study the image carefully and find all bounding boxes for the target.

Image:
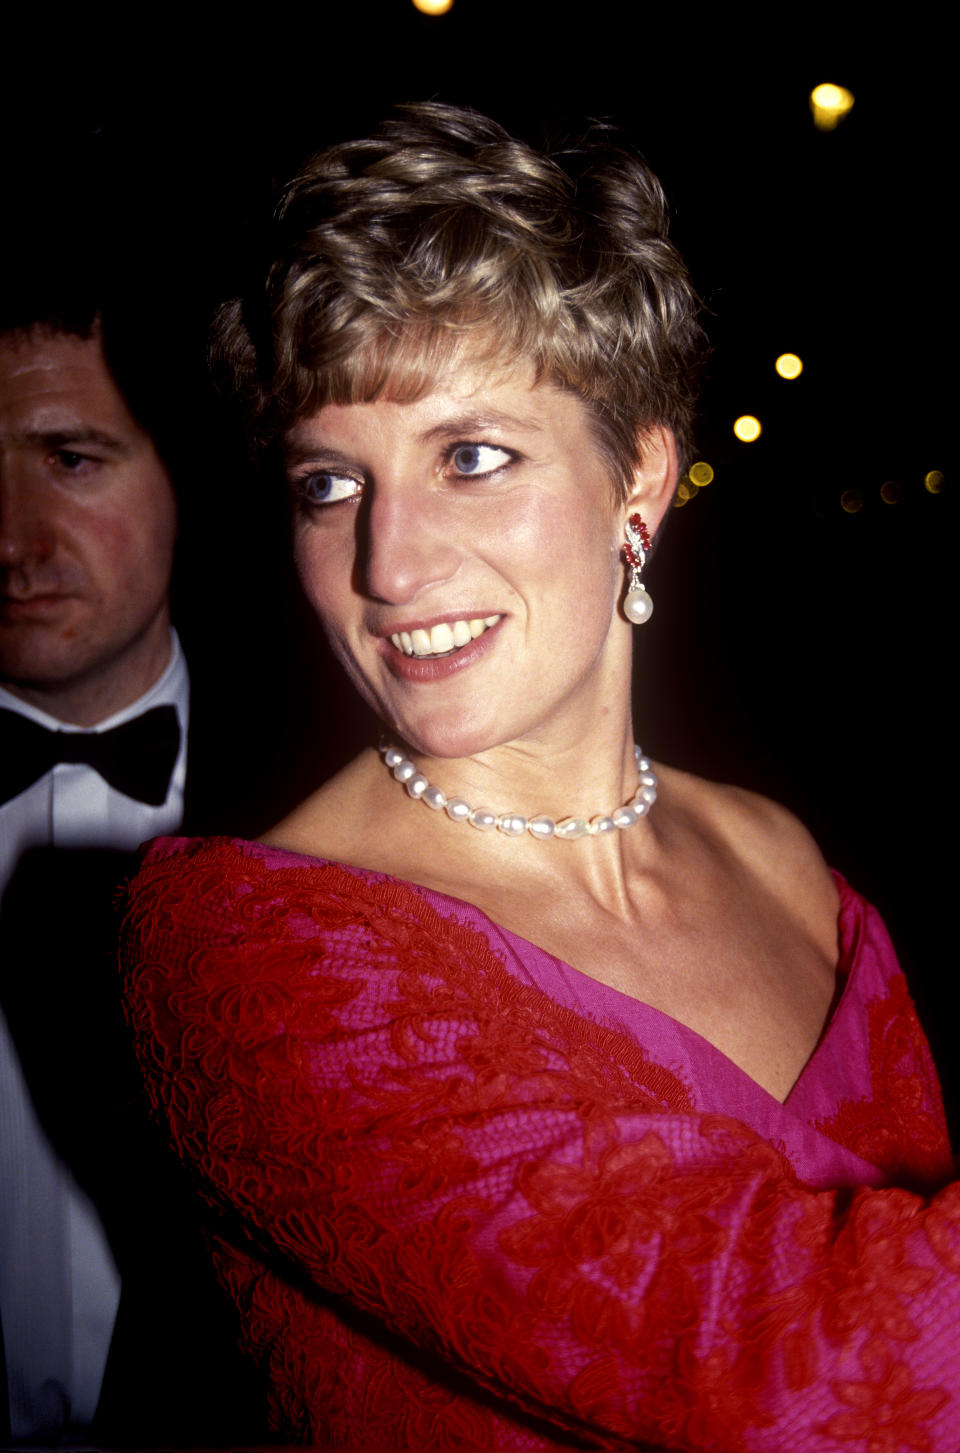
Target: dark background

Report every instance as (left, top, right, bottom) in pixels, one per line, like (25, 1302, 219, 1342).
(3, 5, 954, 1120)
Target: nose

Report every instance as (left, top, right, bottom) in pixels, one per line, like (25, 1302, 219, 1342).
(361, 485, 461, 605)
(0, 473, 55, 570)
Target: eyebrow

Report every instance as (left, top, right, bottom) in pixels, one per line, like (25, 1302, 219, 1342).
(284, 409, 546, 469)
(283, 443, 357, 471)
(21, 426, 131, 456)
(418, 410, 545, 443)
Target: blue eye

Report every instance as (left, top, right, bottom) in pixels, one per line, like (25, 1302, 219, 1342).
(450, 444, 513, 477)
(301, 472, 362, 506)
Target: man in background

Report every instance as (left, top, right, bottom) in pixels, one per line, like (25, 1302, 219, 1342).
(0, 248, 267, 1444)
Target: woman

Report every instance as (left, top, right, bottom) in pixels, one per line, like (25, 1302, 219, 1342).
(122, 104, 959, 1449)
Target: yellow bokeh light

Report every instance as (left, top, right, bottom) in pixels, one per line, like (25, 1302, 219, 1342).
(412, 0, 453, 12)
(880, 480, 901, 505)
(810, 82, 854, 131)
(674, 481, 694, 507)
(688, 460, 714, 486)
(841, 490, 863, 514)
(775, 353, 803, 379)
(733, 415, 761, 443)
(925, 470, 945, 494)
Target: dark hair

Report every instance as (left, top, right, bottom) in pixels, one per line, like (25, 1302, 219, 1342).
(212, 102, 705, 494)
(0, 225, 208, 486)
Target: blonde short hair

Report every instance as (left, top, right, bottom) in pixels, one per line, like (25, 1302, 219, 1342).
(212, 102, 705, 496)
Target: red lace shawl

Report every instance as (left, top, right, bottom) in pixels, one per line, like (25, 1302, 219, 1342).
(121, 836, 959, 1450)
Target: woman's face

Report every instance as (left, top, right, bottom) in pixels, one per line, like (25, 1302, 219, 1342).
(284, 351, 637, 761)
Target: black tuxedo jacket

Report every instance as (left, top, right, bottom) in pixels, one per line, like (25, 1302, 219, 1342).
(0, 702, 276, 1447)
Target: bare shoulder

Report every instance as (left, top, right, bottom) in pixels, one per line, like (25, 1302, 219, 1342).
(260, 753, 377, 858)
(657, 763, 839, 934)
(259, 792, 328, 857)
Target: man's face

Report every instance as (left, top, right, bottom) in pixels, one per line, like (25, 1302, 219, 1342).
(0, 328, 178, 724)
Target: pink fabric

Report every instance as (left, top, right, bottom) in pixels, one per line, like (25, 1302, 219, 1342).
(410, 870, 931, 1186)
(121, 836, 960, 1449)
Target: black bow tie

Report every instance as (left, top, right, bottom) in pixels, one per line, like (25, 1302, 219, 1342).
(0, 704, 181, 808)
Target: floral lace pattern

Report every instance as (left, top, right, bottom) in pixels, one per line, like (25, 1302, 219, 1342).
(121, 838, 960, 1450)
(815, 971, 952, 1186)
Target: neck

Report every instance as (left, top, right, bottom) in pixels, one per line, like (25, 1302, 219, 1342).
(263, 710, 668, 914)
(384, 731, 654, 841)
(344, 728, 662, 916)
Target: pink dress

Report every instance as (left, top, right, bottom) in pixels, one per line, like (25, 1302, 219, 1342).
(121, 836, 959, 1450)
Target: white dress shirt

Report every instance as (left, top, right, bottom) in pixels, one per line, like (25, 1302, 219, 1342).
(0, 632, 189, 1442)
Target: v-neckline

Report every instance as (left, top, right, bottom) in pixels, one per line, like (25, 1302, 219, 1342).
(402, 866, 858, 1112)
(243, 838, 858, 1112)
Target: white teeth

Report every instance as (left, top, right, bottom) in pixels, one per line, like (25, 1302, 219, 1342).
(390, 614, 502, 657)
(429, 622, 455, 654)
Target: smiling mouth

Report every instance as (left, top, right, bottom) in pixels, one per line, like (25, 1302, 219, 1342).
(389, 615, 502, 658)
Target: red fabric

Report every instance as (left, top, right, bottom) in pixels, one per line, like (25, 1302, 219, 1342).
(121, 837, 960, 1450)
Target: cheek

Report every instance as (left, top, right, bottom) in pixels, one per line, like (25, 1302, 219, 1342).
(295, 539, 374, 697)
(122, 518, 177, 596)
(294, 531, 354, 629)
(73, 511, 141, 590)
(293, 534, 326, 610)
(514, 492, 620, 605)
(74, 485, 177, 601)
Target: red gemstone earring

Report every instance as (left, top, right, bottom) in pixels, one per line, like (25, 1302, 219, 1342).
(622, 514, 654, 625)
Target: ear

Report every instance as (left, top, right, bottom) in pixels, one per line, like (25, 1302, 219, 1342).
(623, 425, 679, 540)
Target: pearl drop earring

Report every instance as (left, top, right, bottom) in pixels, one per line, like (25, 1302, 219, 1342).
(622, 513, 654, 625)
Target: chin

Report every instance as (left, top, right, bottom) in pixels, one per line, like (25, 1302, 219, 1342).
(384, 726, 477, 762)
(0, 647, 78, 690)
(382, 707, 522, 763)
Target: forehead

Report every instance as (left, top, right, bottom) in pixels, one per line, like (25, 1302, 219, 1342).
(0, 329, 142, 440)
(284, 350, 590, 457)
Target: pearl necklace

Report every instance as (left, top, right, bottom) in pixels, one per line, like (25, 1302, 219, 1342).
(379, 742, 658, 841)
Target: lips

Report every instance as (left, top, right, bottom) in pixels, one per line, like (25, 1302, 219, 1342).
(0, 593, 71, 618)
(389, 614, 501, 659)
